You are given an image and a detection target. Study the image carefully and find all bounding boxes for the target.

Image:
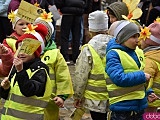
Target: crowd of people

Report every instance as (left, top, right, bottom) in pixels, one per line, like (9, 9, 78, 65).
(0, 0, 160, 120)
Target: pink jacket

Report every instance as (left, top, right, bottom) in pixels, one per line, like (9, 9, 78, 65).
(0, 49, 13, 77)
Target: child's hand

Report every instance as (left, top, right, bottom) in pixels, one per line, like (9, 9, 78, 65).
(1, 77, 10, 90)
(74, 99, 83, 108)
(53, 96, 64, 107)
(13, 57, 23, 72)
(0, 44, 8, 54)
(147, 93, 159, 103)
(145, 73, 151, 81)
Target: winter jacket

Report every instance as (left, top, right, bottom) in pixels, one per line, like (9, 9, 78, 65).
(55, 0, 86, 15)
(0, 49, 13, 77)
(0, 0, 11, 17)
(105, 38, 148, 112)
(41, 49, 73, 120)
(74, 34, 113, 113)
(3, 32, 21, 54)
(143, 46, 160, 107)
(0, 58, 49, 99)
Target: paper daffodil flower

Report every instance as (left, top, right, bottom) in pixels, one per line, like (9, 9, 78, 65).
(34, 2, 40, 7)
(139, 27, 151, 41)
(23, 24, 38, 34)
(122, 0, 142, 21)
(8, 10, 16, 22)
(40, 11, 53, 22)
(154, 17, 160, 23)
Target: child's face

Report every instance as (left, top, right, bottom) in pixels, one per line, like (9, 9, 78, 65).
(14, 19, 29, 36)
(17, 53, 35, 63)
(122, 33, 139, 50)
(108, 14, 117, 24)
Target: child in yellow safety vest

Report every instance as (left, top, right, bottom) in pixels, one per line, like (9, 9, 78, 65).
(139, 22, 160, 112)
(0, 23, 52, 119)
(105, 20, 151, 120)
(73, 10, 113, 120)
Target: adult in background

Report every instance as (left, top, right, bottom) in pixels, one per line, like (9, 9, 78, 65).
(0, 0, 13, 43)
(8, 0, 37, 13)
(55, 0, 86, 64)
(146, 0, 160, 26)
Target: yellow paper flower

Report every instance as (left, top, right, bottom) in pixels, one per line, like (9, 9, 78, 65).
(139, 27, 151, 40)
(8, 10, 16, 22)
(122, 14, 135, 23)
(23, 24, 38, 34)
(154, 17, 160, 23)
(34, 2, 40, 7)
(122, 0, 142, 20)
(40, 11, 53, 22)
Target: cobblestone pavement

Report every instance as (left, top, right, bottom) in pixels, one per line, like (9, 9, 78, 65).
(59, 65, 92, 120)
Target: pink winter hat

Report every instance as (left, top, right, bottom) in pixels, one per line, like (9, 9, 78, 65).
(145, 22, 160, 46)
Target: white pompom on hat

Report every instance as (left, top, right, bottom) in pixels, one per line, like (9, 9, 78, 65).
(88, 10, 108, 32)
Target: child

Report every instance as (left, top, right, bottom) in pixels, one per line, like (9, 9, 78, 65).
(107, 1, 129, 24)
(35, 11, 74, 120)
(73, 10, 113, 120)
(0, 23, 53, 119)
(139, 22, 160, 112)
(105, 20, 151, 120)
(3, 9, 29, 53)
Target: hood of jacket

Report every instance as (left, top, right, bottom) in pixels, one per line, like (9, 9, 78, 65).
(88, 34, 113, 58)
(144, 46, 160, 63)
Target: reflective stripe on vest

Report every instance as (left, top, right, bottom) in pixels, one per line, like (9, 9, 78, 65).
(148, 61, 160, 107)
(1, 68, 53, 120)
(6, 38, 17, 52)
(83, 44, 108, 100)
(106, 47, 145, 105)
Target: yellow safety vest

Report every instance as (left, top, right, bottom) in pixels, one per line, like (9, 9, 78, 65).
(106, 47, 146, 105)
(148, 61, 160, 107)
(41, 49, 59, 120)
(5, 38, 17, 52)
(83, 44, 108, 100)
(41, 49, 73, 120)
(1, 68, 52, 120)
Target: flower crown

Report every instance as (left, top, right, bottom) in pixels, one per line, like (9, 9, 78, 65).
(139, 27, 151, 41)
(122, 0, 142, 22)
(8, 10, 16, 23)
(39, 10, 53, 22)
(23, 24, 38, 34)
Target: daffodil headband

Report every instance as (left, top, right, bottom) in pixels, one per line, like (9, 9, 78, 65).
(35, 10, 54, 33)
(23, 24, 45, 52)
(139, 26, 160, 44)
(8, 9, 21, 29)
